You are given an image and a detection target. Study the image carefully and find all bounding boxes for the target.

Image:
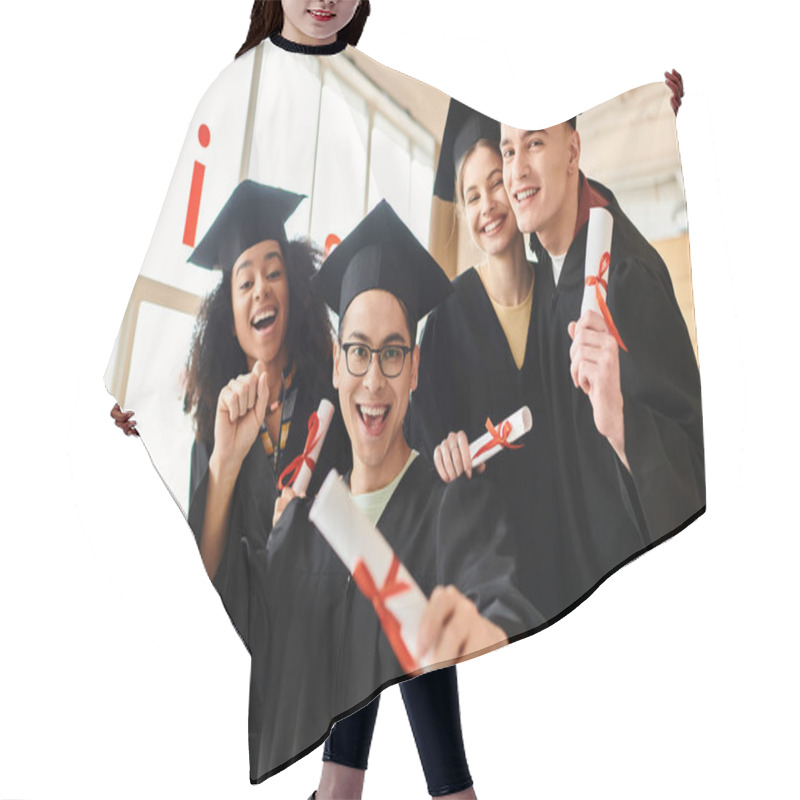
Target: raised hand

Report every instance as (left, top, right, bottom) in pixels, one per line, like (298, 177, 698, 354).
(568, 310, 628, 469)
(212, 360, 271, 475)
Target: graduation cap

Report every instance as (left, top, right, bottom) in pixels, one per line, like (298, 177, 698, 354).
(188, 180, 305, 271)
(433, 98, 501, 203)
(313, 199, 452, 328)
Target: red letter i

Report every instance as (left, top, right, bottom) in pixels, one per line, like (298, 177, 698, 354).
(325, 234, 341, 258)
(183, 124, 211, 247)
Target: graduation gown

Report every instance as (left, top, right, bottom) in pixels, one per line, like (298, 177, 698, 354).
(409, 174, 704, 621)
(245, 455, 542, 782)
(187, 372, 351, 649)
(528, 176, 705, 597)
(408, 268, 564, 619)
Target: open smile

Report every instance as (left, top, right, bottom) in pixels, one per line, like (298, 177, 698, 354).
(481, 215, 507, 236)
(356, 403, 390, 437)
(251, 307, 278, 335)
(514, 187, 539, 205)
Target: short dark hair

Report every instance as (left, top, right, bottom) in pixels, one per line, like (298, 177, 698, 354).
(337, 293, 416, 346)
(566, 116, 577, 129)
(236, 0, 372, 59)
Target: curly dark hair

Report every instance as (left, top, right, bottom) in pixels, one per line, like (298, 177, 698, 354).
(183, 238, 334, 444)
(236, 1, 371, 59)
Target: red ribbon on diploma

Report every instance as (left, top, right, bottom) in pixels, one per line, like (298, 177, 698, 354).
(473, 417, 524, 460)
(353, 555, 418, 674)
(278, 411, 322, 490)
(585, 252, 628, 352)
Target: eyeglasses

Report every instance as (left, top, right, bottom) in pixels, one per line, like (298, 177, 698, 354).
(339, 341, 413, 378)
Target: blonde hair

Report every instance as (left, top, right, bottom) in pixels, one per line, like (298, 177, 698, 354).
(454, 138, 503, 211)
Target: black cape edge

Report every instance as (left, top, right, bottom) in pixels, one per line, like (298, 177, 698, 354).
(251, 502, 707, 784)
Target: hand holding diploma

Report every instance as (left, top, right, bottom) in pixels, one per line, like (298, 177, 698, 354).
(572, 207, 629, 469)
(434, 407, 532, 484)
(417, 585, 507, 667)
(434, 430, 485, 483)
(310, 471, 429, 672)
(278, 398, 335, 493)
(274, 399, 336, 524)
(309, 470, 510, 671)
(581, 207, 627, 352)
(568, 312, 628, 471)
(273, 486, 299, 527)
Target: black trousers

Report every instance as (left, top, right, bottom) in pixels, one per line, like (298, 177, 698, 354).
(323, 666, 473, 797)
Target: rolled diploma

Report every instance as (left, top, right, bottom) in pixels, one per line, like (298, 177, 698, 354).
(292, 398, 335, 496)
(309, 469, 430, 670)
(469, 406, 533, 469)
(581, 206, 614, 317)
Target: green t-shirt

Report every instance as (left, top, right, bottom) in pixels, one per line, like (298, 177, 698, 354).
(351, 450, 418, 526)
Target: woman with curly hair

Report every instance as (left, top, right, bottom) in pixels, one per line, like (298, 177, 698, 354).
(180, 180, 350, 642)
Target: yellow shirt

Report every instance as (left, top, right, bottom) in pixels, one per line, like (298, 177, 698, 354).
(476, 266, 533, 370)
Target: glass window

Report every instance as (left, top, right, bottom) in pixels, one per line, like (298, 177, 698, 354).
(125, 301, 199, 512)
(309, 71, 370, 247)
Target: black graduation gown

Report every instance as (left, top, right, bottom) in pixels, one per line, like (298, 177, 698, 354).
(409, 178, 704, 622)
(528, 178, 705, 598)
(246, 455, 542, 782)
(187, 372, 351, 649)
(407, 268, 564, 619)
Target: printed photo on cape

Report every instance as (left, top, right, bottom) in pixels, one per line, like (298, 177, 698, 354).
(104, 32, 704, 784)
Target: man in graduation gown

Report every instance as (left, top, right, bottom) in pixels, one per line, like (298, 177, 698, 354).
(497, 120, 705, 596)
(253, 200, 542, 783)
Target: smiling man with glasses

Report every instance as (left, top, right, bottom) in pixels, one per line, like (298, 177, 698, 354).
(262, 200, 541, 799)
(339, 341, 413, 379)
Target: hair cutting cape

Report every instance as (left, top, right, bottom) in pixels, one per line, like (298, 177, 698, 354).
(105, 34, 704, 783)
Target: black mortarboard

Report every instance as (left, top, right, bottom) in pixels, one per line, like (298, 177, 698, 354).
(433, 98, 501, 203)
(188, 180, 305, 271)
(312, 200, 452, 328)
